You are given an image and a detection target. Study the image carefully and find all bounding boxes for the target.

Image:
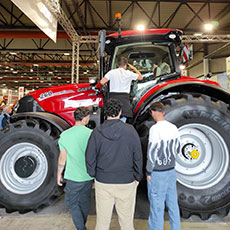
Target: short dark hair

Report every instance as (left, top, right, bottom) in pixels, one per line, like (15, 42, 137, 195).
(104, 99, 122, 117)
(74, 107, 90, 121)
(118, 57, 128, 67)
(149, 102, 165, 113)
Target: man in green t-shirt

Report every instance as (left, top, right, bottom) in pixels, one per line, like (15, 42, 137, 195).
(57, 107, 93, 230)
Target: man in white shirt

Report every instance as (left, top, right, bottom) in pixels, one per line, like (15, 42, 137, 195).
(100, 57, 143, 122)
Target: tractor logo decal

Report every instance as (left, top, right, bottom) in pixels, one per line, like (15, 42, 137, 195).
(38, 90, 75, 101)
(77, 87, 93, 92)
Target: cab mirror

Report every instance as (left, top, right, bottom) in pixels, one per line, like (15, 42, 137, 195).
(89, 77, 98, 86)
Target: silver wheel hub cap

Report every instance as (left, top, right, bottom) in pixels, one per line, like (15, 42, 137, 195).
(176, 124, 229, 190)
(0, 142, 48, 194)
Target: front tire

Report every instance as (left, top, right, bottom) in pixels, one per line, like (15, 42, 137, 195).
(0, 119, 62, 213)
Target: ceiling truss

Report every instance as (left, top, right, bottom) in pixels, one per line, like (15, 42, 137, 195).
(1, 0, 230, 32)
(0, 0, 230, 90)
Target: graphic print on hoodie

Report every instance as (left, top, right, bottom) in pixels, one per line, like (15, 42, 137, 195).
(146, 120, 181, 173)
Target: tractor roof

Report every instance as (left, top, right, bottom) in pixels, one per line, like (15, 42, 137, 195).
(108, 29, 183, 38)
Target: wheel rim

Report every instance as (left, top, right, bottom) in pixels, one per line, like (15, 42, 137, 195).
(176, 123, 229, 190)
(0, 142, 48, 195)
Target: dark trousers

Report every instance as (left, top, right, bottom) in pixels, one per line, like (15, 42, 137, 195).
(64, 179, 93, 230)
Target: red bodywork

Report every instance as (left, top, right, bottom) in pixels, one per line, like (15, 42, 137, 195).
(134, 76, 220, 114)
(108, 29, 182, 37)
(28, 83, 104, 126)
(27, 75, 220, 126)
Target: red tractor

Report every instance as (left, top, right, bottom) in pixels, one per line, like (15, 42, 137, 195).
(0, 29, 230, 220)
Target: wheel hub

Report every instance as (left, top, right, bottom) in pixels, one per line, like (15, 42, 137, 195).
(182, 143, 200, 160)
(14, 156, 37, 178)
(176, 124, 229, 190)
(0, 142, 48, 195)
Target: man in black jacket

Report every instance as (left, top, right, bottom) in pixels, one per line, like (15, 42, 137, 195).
(86, 99, 143, 230)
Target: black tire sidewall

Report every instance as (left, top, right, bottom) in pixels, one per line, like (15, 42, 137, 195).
(0, 123, 59, 211)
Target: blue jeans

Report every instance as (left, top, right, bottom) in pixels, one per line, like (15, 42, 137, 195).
(64, 179, 93, 230)
(147, 169, 180, 230)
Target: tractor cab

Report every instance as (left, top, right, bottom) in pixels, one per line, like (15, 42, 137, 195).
(99, 29, 184, 110)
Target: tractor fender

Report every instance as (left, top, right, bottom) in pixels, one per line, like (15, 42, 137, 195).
(12, 112, 71, 132)
(133, 81, 230, 124)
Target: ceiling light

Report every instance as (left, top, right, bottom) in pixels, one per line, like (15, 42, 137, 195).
(14, 81, 18, 83)
(10, 68, 14, 71)
(0, 77, 3, 79)
(49, 71, 53, 74)
(30, 69, 34, 72)
(10, 52, 17, 55)
(21, 76, 23, 78)
(179, 64, 185, 70)
(67, 81, 70, 83)
(58, 77, 62, 79)
(204, 23, 213, 31)
(5, 66, 9, 69)
(136, 24, 145, 31)
(64, 53, 70, 56)
(33, 64, 39, 67)
(29, 77, 33, 79)
(40, 81, 44, 83)
(12, 71, 18, 74)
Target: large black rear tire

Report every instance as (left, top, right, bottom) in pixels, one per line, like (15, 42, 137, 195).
(0, 119, 62, 213)
(138, 93, 230, 220)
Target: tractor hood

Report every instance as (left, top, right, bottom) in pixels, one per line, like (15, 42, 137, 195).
(16, 82, 103, 126)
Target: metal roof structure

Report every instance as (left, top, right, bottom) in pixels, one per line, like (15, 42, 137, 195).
(0, 0, 230, 90)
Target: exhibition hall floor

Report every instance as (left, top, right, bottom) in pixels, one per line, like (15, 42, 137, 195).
(1, 188, 230, 230)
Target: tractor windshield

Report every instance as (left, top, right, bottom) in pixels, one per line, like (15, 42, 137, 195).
(111, 42, 174, 105)
(112, 42, 173, 76)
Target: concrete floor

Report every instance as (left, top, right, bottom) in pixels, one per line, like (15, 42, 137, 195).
(1, 214, 230, 230)
(0, 188, 230, 230)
